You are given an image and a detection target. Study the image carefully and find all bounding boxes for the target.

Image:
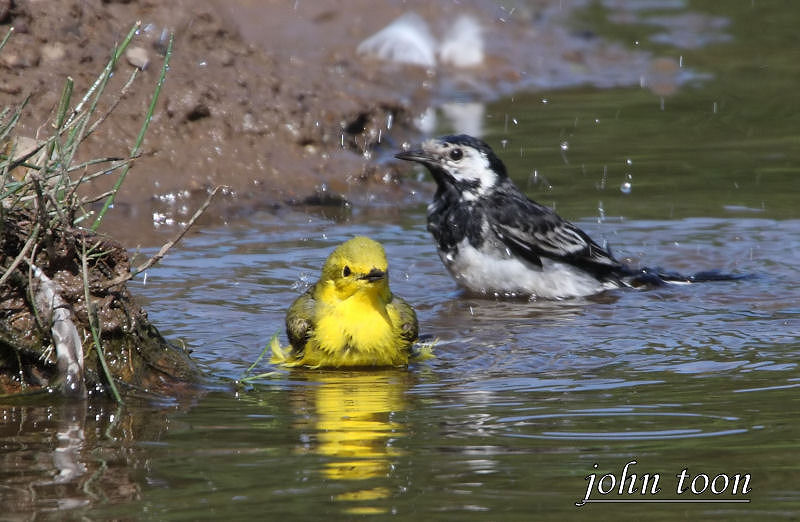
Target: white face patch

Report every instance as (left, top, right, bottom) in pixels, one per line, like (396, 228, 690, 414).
(421, 139, 498, 200)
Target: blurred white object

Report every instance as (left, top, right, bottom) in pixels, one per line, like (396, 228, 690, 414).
(439, 15, 484, 67)
(441, 102, 485, 137)
(356, 12, 437, 68)
(413, 102, 486, 137)
(414, 107, 438, 134)
(357, 12, 484, 68)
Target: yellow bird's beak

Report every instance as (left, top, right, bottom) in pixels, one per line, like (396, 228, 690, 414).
(359, 268, 386, 283)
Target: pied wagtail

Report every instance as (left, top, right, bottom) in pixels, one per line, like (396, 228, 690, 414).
(396, 134, 739, 299)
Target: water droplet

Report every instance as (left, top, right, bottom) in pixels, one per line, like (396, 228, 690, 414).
(620, 181, 632, 194)
(541, 98, 548, 104)
(560, 141, 569, 151)
(626, 158, 633, 166)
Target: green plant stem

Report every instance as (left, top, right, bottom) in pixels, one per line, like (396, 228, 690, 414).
(0, 27, 13, 53)
(242, 334, 278, 379)
(0, 223, 39, 287)
(92, 31, 174, 231)
(81, 240, 123, 404)
(66, 22, 140, 129)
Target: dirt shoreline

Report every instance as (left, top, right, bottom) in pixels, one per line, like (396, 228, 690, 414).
(0, 0, 681, 246)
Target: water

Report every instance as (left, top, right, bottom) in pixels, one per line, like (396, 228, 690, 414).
(4, 1, 800, 519)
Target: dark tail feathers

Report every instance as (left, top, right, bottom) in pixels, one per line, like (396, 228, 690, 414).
(627, 267, 750, 288)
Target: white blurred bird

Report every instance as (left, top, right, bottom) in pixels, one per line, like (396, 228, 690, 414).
(357, 12, 484, 68)
(438, 15, 483, 68)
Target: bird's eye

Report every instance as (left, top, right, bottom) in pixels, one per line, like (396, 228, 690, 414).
(449, 148, 463, 161)
(342, 266, 351, 277)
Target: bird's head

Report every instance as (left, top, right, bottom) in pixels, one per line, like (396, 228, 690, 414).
(321, 236, 391, 299)
(395, 134, 508, 201)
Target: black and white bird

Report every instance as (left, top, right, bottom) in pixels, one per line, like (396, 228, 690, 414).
(396, 134, 738, 299)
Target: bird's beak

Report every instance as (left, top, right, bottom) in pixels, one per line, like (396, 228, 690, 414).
(359, 268, 386, 283)
(395, 148, 431, 164)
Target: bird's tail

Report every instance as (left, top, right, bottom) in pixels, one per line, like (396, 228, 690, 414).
(625, 267, 749, 288)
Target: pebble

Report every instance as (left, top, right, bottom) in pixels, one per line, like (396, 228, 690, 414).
(125, 46, 150, 70)
(41, 42, 66, 63)
(211, 48, 234, 67)
(0, 36, 40, 68)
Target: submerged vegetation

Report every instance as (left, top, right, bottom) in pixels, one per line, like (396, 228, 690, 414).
(0, 23, 206, 402)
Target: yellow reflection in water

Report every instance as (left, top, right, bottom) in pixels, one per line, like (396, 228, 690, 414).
(292, 370, 411, 514)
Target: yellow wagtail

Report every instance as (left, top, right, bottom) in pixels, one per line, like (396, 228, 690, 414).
(282, 236, 419, 368)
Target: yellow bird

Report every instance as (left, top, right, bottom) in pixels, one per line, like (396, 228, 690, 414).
(282, 236, 419, 368)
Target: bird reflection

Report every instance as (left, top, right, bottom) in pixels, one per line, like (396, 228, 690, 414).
(290, 369, 412, 513)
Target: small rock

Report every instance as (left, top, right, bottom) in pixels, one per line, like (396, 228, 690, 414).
(41, 42, 67, 63)
(0, 38, 40, 68)
(166, 92, 212, 122)
(211, 48, 234, 67)
(0, 81, 21, 94)
(125, 46, 149, 70)
(186, 103, 210, 121)
(242, 112, 261, 133)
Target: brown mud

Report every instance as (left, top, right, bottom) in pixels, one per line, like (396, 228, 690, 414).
(0, 207, 199, 398)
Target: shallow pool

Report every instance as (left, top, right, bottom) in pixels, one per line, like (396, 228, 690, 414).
(3, 1, 800, 519)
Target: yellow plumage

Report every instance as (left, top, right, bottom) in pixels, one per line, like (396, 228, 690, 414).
(278, 236, 420, 368)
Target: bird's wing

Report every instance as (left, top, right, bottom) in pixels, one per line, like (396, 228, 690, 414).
(286, 287, 317, 351)
(388, 294, 419, 347)
(486, 189, 620, 269)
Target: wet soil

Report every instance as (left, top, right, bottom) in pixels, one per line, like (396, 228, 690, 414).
(0, 207, 198, 398)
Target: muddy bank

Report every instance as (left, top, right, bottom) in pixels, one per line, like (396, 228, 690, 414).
(0, 0, 690, 245)
(0, 207, 199, 398)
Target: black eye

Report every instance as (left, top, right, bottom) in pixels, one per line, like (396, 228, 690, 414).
(342, 266, 351, 277)
(449, 148, 463, 161)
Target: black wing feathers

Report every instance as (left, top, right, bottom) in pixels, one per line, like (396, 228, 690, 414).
(485, 185, 624, 277)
